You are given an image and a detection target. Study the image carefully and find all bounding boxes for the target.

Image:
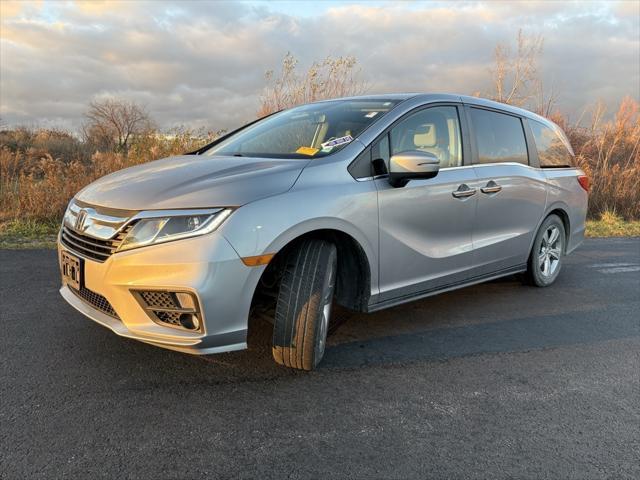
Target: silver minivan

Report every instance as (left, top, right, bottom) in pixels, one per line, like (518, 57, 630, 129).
(58, 93, 589, 370)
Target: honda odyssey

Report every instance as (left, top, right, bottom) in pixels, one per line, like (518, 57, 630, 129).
(58, 93, 589, 370)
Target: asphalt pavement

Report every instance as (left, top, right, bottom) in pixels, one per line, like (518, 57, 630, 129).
(1, 238, 639, 479)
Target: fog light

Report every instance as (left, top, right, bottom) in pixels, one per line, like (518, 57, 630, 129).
(179, 313, 200, 331)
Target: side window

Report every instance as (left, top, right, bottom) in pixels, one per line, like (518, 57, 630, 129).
(379, 134, 390, 163)
(470, 108, 528, 165)
(530, 120, 575, 167)
(347, 147, 373, 179)
(370, 133, 391, 176)
(389, 106, 463, 168)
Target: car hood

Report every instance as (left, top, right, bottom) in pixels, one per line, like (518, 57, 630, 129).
(76, 155, 309, 210)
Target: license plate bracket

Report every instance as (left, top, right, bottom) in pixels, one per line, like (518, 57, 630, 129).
(61, 250, 82, 290)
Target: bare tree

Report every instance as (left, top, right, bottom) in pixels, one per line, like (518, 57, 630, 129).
(490, 29, 544, 106)
(534, 79, 559, 118)
(258, 52, 367, 116)
(83, 98, 152, 153)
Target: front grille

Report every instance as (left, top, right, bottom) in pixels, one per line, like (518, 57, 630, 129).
(60, 224, 133, 263)
(69, 285, 120, 319)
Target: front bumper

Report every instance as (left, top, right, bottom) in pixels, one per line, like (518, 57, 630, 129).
(58, 231, 262, 355)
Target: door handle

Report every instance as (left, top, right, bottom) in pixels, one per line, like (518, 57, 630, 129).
(481, 181, 502, 194)
(452, 184, 477, 198)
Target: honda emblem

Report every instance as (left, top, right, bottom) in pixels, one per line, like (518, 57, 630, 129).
(75, 209, 88, 231)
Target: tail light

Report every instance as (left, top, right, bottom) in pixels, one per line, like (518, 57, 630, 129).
(578, 175, 590, 192)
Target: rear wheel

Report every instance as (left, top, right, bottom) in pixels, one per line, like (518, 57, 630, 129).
(272, 239, 337, 370)
(525, 214, 565, 287)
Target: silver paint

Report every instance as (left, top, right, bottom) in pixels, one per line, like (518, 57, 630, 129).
(60, 93, 588, 355)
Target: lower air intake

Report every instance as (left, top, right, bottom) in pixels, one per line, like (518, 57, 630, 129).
(133, 290, 201, 332)
(69, 285, 120, 319)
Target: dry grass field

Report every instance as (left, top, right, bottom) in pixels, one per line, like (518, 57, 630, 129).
(1, 97, 638, 237)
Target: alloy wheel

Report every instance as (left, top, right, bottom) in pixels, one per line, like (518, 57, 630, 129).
(317, 262, 336, 358)
(538, 225, 562, 277)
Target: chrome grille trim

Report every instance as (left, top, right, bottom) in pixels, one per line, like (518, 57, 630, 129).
(60, 223, 134, 263)
(64, 199, 133, 240)
(63, 228, 117, 251)
(61, 237, 110, 260)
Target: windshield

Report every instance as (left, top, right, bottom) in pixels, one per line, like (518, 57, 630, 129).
(203, 99, 401, 159)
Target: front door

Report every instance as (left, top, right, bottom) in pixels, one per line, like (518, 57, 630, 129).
(375, 105, 478, 302)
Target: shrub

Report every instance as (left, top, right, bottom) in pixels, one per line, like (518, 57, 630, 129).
(1, 98, 638, 225)
(0, 129, 216, 223)
(560, 96, 640, 220)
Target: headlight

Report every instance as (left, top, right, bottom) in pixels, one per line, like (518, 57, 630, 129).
(118, 209, 232, 252)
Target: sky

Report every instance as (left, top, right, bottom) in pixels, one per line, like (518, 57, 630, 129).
(1, 0, 639, 132)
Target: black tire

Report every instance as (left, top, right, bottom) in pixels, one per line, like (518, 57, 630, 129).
(524, 214, 566, 287)
(272, 239, 337, 370)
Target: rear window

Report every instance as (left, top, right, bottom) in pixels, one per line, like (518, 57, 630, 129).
(470, 108, 528, 165)
(530, 120, 575, 168)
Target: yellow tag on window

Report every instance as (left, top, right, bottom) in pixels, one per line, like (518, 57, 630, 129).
(296, 146, 319, 156)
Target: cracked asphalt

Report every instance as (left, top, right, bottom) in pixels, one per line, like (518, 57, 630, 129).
(1, 238, 639, 479)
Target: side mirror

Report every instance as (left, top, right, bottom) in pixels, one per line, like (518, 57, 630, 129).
(388, 150, 440, 187)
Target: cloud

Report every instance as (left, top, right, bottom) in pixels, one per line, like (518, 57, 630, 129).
(0, 0, 638, 131)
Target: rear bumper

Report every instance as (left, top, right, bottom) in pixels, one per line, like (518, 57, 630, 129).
(58, 231, 264, 355)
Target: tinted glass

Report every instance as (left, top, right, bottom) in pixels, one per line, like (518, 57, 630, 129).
(371, 133, 391, 175)
(389, 106, 462, 168)
(374, 133, 390, 164)
(470, 108, 528, 165)
(530, 120, 574, 167)
(204, 99, 400, 159)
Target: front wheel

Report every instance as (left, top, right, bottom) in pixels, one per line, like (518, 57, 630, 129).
(272, 239, 337, 370)
(525, 215, 566, 287)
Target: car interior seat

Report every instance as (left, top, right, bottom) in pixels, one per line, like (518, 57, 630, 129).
(412, 113, 451, 167)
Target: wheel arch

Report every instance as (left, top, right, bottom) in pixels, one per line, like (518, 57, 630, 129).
(528, 203, 571, 256)
(252, 226, 373, 313)
(547, 207, 571, 251)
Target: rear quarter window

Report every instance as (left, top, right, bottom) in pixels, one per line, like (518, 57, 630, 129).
(530, 120, 575, 168)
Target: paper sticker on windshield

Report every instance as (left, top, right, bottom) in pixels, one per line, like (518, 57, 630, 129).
(296, 146, 319, 156)
(321, 135, 353, 149)
(365, 111, 379, 118)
